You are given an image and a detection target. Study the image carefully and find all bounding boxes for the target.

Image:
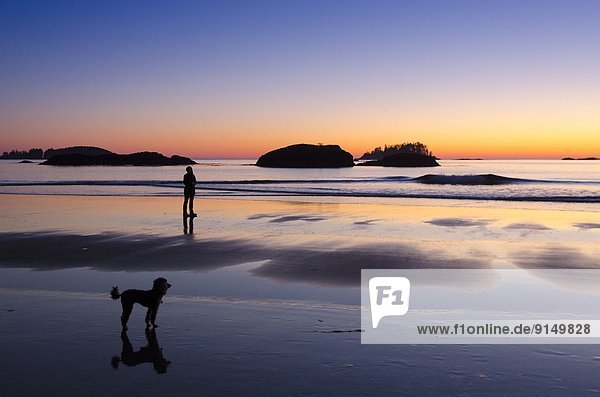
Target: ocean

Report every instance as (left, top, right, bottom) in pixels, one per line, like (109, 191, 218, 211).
(1, 159, 599, 206)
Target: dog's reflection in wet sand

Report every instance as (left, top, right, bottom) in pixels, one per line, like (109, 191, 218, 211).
(111, 328, 171, 374)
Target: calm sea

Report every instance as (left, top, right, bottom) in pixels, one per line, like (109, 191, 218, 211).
(1, 159, 599, 207)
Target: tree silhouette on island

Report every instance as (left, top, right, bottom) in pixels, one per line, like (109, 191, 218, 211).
(0, 148, 43, 159)
(359, 142, 434, 160)
(357, 142, 440, 167)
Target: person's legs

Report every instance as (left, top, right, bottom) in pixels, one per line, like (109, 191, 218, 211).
(189, 195, 195, 215)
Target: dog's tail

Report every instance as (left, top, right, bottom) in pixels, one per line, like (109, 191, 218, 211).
(110, 286, 121, 300)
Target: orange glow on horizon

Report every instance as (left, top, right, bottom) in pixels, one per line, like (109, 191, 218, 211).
(3, 132, 598, 160)
(2, 103, 598, 159)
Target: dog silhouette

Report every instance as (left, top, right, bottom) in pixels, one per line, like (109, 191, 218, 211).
(111, 277, 171, 330)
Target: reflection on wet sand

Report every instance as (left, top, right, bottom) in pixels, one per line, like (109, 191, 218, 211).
(572, 222, 600, 230)
(249, 243, 495, 287)
(511, 245, 599, 270)
(511, 245, 600, 295)
(183, 214, 194, 234)
(4, 227, 600, 293)
(424, 217, 495, 228)
(0, 231, 267, 271)
(0, 231, 494, 287)
(2, 194, 600, 293)
(504, 222, 553, 231)
(111, 328, 170, 374)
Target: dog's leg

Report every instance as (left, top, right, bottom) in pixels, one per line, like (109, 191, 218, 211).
(150, 304, 160, 328)
(145, 308, 153, 328)
(121, 302, 133, 331)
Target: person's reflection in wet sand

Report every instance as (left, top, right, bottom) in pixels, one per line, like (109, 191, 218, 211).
(111, 328, 171, 374)
(183, 213, 194, 234)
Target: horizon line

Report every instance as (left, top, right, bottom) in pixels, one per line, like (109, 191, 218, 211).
(1, 146, 596, 161)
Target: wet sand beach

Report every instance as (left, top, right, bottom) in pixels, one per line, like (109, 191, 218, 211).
(1, 194, 600, 395)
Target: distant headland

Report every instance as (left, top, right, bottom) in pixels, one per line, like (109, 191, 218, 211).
(562, 157, 599, 160)
(41, 151, 196, 166)
(1, 146, 111, 160)
(0, 146, 196, 166)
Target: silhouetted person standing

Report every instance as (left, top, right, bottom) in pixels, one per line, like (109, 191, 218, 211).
(183, 166, 197, 217)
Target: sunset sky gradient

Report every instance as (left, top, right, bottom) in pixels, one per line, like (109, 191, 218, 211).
(1, 0, 599, 159)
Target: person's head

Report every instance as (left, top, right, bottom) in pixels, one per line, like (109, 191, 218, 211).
(186, 166, 193, 174)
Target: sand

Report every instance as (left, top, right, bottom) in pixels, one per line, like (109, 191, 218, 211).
(1, 194, 600, 395)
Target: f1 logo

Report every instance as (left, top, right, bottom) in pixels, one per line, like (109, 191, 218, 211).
(369, 277, 411, 328)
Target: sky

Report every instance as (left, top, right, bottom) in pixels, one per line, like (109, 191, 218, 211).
(1, 0, 599, 159)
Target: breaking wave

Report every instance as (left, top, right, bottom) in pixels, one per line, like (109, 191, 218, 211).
(410, 174, 533, 185)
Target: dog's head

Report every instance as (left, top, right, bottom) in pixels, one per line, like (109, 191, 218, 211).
(153, 277, 171, 295)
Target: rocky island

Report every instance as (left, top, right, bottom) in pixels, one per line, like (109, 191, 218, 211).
(44, 146, 113, 158)
(256, 144, 354, 168)
(41, 151, 196, 166)
(358, 142, 440, 167)
(358, 152, 440, 167)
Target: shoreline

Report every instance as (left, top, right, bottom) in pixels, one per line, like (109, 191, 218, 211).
(2, 190, 600, 208)
(2, 191, 600, 214)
